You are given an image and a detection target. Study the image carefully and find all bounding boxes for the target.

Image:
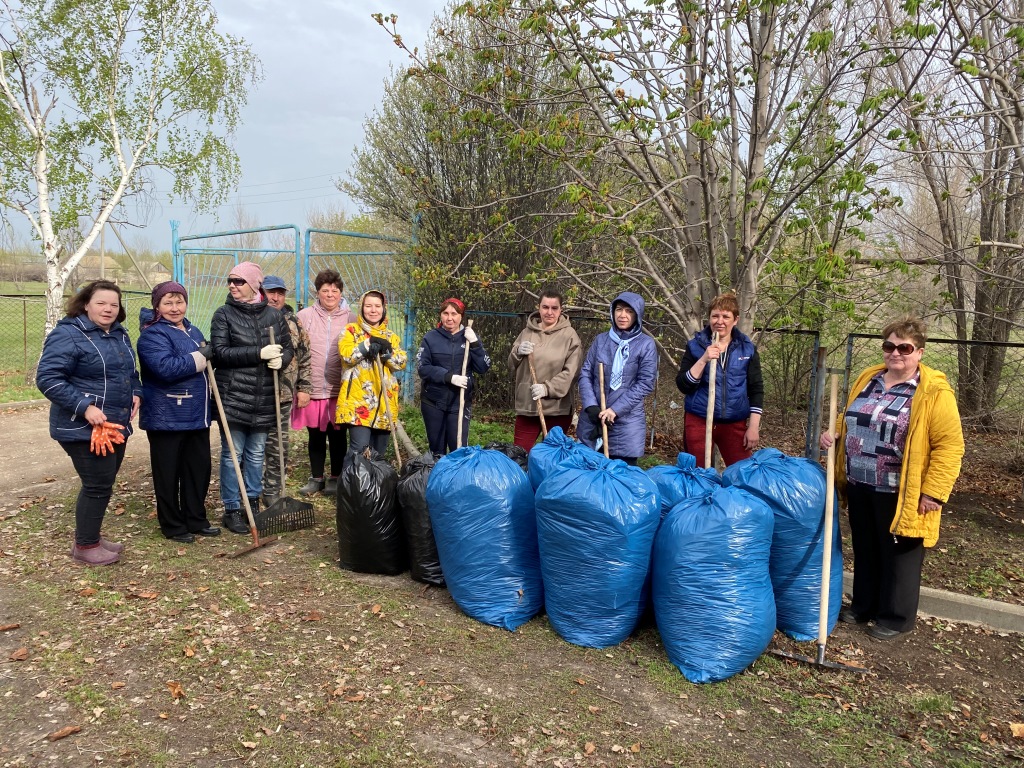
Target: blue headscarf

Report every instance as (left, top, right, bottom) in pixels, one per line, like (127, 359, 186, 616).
(608, 292, 645, 390)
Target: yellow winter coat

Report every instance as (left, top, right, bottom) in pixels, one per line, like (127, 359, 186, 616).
(835, 362, 964, 547)
(335, 316, 406, 430)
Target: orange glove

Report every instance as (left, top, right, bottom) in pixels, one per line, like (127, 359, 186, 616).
(90, 423, 126, 456)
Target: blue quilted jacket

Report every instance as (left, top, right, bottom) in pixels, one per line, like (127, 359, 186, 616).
(137, 311, 211, 432)
(37, 315, 142, 442)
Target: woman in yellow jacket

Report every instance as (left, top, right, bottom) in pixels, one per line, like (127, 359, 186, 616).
(821, 316, 964, 640)
(336, 290, 407, 456)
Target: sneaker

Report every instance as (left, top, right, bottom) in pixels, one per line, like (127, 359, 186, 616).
(222, 510, 249, 535)
(71, 543, 120, 566)
(323, 476, 339, 496)
(299, 477, 325, 496)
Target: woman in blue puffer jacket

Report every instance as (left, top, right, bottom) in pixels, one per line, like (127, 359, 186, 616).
(37, 280, 142, 566)
(137, 281, 220, 544)
(577, 292, 658, 464)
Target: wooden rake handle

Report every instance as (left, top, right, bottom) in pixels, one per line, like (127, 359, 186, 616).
(527, 353, 547, 438)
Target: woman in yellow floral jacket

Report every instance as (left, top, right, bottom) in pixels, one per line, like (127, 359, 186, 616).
(336, 290, 407, 456)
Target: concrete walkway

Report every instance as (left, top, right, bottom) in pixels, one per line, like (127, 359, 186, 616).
(4, 397, 1023, 634)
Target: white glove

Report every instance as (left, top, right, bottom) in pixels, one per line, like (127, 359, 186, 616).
(260, 344, 283, 360)
(190, 351, 208, 372)
(518, 340, 534, 356)
(267, 356, 283, 370)
(530, 383, 547, 400)
(450, 374, 468, 389)
(464, 326, 478, 344)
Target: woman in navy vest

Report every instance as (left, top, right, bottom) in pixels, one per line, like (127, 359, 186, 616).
(675, 293, 763, 467)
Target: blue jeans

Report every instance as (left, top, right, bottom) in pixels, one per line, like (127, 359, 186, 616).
(219, 425, 268, 509)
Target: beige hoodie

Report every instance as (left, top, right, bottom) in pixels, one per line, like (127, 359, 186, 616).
(508, 312, 583, 416)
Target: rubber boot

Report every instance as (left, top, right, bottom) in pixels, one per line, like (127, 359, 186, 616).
(299, 477, 325, 496)
(100, 537, 124, 553)
(323, 476, 339, 496)
(71, 542, 120, 566)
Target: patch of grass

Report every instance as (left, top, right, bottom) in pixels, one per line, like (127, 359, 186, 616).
(913, 692, 955, 714)
(398, 404, 514, 451)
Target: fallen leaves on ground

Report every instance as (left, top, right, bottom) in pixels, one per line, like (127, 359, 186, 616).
(47, 726, 81, 741)
(8, 647, 28, 661)
(166, 680, 186, 699)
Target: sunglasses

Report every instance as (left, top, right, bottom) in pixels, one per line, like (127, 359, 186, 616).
(226, 277, 248, 286)
(882, 341, 917, 355)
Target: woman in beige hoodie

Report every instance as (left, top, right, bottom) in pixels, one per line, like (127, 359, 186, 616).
(508, 288, 583, 452)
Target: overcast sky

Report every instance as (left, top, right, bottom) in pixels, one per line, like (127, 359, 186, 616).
(139, 0, 446, 249)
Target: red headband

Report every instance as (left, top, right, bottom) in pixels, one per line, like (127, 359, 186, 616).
(441, 297, 465, 314)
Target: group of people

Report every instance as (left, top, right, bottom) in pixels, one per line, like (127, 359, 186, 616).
(37, 265, 404, 563)
(38, 276, 965, 643)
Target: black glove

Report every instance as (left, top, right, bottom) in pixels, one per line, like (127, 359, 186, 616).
(376, 337, 393, 355)
(584, 406, 600, 425)
(198, 344, 215, 360)
(367, 341, 382, 359)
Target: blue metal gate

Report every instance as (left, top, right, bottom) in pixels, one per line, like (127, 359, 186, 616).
(171, 221, 415, 394)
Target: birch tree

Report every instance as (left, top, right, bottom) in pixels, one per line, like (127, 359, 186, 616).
(0, 0, 260, 332)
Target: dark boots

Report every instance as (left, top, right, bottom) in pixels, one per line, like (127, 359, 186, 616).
(222, 508, 249, 535)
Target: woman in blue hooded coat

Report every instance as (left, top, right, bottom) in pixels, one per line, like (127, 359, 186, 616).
(577, 292, 658, 464)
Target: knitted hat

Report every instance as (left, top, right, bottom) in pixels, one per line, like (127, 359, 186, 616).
(229, 261, 264, 295)
(151, 280, 188, 307)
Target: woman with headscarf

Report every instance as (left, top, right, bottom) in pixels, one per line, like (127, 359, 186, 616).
(293, 269, 356, 495)
(137, 281, 219, 543)
(416, 297, 491, 455)
(577, 292, 658, 465)
(336, 290, 407, 456)
(209, 261, 293, 534)
(37, 280, 142, 565)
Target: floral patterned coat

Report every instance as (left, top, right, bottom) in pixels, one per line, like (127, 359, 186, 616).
(334, 320, 406, 429)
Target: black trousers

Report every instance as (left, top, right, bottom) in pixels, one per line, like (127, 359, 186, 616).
(61, 440, 127, 546)
(307, 422, 347, 478)
(148, 429, 212, 538)
(846, 483, 925, 632)
(420, 399, 469, 456)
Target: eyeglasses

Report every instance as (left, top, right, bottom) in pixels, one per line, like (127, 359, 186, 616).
(226, 277, 247, 286)
(882, 341, 917, 355)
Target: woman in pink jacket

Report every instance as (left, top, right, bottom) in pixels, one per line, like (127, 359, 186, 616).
(292, 269, 356, 495)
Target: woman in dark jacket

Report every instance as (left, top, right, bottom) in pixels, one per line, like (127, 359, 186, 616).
(675, 293, 763, 468)
(416, 298, 491, 455)
(209, 262, 293, 534)
(137, 281, 219, 543)
(577, 292, 658, 465)
(37, 280, 142, 566)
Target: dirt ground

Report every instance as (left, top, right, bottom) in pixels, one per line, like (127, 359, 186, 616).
(1, 404, 1023, 767)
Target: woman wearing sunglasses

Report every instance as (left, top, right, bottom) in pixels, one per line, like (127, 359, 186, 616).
(209, 262, 293, 534)
(821, 316, 964, 640)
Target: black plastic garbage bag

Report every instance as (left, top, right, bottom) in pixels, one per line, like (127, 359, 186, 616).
(397, 452, 444, 587)
(336, 449, 406, 575)
(484, 441, 529, 472)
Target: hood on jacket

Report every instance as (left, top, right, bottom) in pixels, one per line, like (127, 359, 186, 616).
(526, 310, 573, 335)
(609, 291, 645, 335)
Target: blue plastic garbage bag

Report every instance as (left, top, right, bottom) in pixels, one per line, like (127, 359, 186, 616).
(652, 486, 775, 683)
(426, 446, 543, 631)
(646, 452, 722, 517)
(527, 426, 608, 490)
(535, 453, 661, 647)
(722, 448, 843, 641)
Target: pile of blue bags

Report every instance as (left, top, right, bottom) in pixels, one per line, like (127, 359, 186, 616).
(412, 426, 840, 685)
